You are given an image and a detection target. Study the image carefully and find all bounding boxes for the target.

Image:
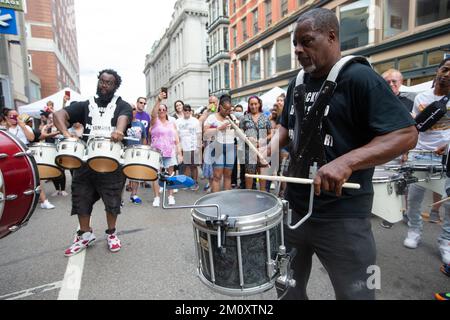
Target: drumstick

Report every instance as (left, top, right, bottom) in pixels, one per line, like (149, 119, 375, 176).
(429, 196, 450, 207)
(227, 116, 269, 166)
(245, 174, 361, 189)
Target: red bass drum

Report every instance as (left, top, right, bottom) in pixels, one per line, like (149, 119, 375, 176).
(0, 129, 40, 239)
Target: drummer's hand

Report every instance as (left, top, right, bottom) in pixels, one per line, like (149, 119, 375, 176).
(313, 161, 352, 197)
(435, 144, 447, 156)
(111, 130, 124, 142)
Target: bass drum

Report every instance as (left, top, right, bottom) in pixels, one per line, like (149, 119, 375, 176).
(0, 130, 40, 239)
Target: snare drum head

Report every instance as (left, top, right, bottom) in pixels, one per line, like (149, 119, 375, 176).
(193, 190, 280, 222)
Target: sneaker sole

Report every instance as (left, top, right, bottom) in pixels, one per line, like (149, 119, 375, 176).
(64, 239, 96, 257)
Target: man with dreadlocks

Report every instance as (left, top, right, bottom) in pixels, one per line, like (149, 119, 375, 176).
(54, 69, 132, 256)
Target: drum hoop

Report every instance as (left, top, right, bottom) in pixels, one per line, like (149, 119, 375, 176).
(124, 145, 161, 154)
(87, 137, 123, 148)
(192, 190, 283, 229)
(59, 138, 87, 146)
(29, 142, 56, 148)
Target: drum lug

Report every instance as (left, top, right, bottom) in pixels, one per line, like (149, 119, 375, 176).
(8, 224, 23, 232)
(14, 150, 33, 157)
(23, 189, 34, 196)
(5, 194, 18, 201)
(0, 153, 8, 159)
(275, 245, 297, 296)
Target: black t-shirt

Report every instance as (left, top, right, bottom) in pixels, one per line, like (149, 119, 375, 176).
(64, 96, 132, 142)
(398, 95, 414, 113)
(280, 62, 415, 218)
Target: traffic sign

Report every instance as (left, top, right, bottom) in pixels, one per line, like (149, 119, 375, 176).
(0, 7, 17, 35)
(0, 0, 23, 12)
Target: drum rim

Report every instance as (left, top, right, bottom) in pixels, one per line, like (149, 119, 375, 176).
(87, 136, 123, 146)
(192, 190, 282, 229)
(58, 138, 87, 146)
(29, 142, 57, 148)
(123, 145, 162, 154)
(122, 164, 158, 181)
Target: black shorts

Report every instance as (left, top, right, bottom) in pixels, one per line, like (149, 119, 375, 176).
(71, 164, 126, 216)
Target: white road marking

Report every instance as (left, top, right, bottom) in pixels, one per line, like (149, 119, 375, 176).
(57, 246, 86, 300)
(0, 281, 62, 300)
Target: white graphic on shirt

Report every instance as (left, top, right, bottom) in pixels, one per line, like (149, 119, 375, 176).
(86, 96, 119, 137)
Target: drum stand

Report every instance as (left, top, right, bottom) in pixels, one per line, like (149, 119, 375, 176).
(158, 172, 298, 297)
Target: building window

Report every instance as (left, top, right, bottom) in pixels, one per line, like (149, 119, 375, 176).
(232, 27, 237, 48)
(281, 0, 288, 18)
(264, 44, 275, 78)
(27, 54, 33, 70)
(265, 0, 272, 27)
(399, 54, 423, 72)
(276, 37, 291, 73)
(383, 0, 409, 39)
(250, 51, 261, 81)
(223, 27, 229, 51)
(223, 0, 229, 17)
(339, 0, 370, 51)
(427, 49, 446, 66)
(298, 0, 307, 6)
(253, 9, 259, 36)
(242, 17, 248, 41)
(224, 63, 230, 89)
(416, 0, 450, 26)
(242, 58, 248, 85)
(373, 60, 395, 74)
(233, 60, 239, 88)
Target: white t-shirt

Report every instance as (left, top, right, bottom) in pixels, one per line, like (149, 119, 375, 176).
(413, 89, 450, 151)
(204, 114, 235, 144)
(175, 116, 201, 151)
(8, 125, 33, 145)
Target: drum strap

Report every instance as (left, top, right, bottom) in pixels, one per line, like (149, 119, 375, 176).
(289, 55, 371, 178)
(88, 95, 120, 136)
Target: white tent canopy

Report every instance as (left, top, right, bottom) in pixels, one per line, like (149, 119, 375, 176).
(400, 80, 433, 93)
(18, 88, 85, 118)
(260, 87, 287, 112)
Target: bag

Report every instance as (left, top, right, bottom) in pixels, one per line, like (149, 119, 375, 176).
(415, 94, 450, 132)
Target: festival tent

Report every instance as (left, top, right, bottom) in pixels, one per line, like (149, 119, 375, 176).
(400, 80, 433, 93)
(18, 88, 85, 118)
(260, 87, 287, 112)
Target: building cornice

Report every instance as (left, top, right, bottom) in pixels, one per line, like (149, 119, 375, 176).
(207, 16, 230, 34)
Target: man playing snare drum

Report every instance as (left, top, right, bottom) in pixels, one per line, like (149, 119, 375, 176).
(53, 69, 132, 256)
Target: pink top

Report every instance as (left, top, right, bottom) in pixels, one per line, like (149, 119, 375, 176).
(151, 118, 176, 157)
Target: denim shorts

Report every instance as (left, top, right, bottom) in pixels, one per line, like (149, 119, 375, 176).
(162, 156, 178, 169)
(211, 142, 235, 169)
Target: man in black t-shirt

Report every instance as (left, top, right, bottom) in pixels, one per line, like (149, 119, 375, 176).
(270, 9, 417, 300)
(54, 69, 132, 257)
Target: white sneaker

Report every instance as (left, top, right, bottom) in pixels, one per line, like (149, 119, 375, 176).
(403, 229, 421, 249)
(152, 197, 160, 207)
(438, 239, 450, 265)
(51, 191, 60, 197)
(64, 231, 96, 257)
(60, 191, 69, 197)
(41, 200, 55, 209)
(168, 195, 175, 205)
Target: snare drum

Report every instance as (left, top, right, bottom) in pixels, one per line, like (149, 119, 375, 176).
(28, 142, 62, 179)
(0, 130, 40, 239)
(372, 169, 405, 223)
(192, 190, 283, 296)
(55, 138, 87, 169)
(408, 160, 445, 195)
(122, 145, 161, 181)
(86, 137, 123, 173)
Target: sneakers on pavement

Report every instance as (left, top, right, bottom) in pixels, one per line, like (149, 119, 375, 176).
(40, 199, 55, 209)
(440, 263, 450, 277)
(429, 210, 441, 223)
(60, 190, 69, 197)
(51, 191, 60, 197)
(190, 184, 199, 191)
(438, 239, 450, 265)
(130, 195, 142, 204)
(403, 229, 421, 249)
(64, 231, 96, 257)
(168, 195, 176, 205)
(153, 197, 160, 207)
(107, 233, 121, 253)
(380, 220, 393, 229)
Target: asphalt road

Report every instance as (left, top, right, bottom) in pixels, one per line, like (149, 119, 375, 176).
(0, 174, 448, 301)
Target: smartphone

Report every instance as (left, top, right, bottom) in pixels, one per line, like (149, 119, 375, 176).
(65, 90, 71, 98)
(161, 87, 168, 99)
